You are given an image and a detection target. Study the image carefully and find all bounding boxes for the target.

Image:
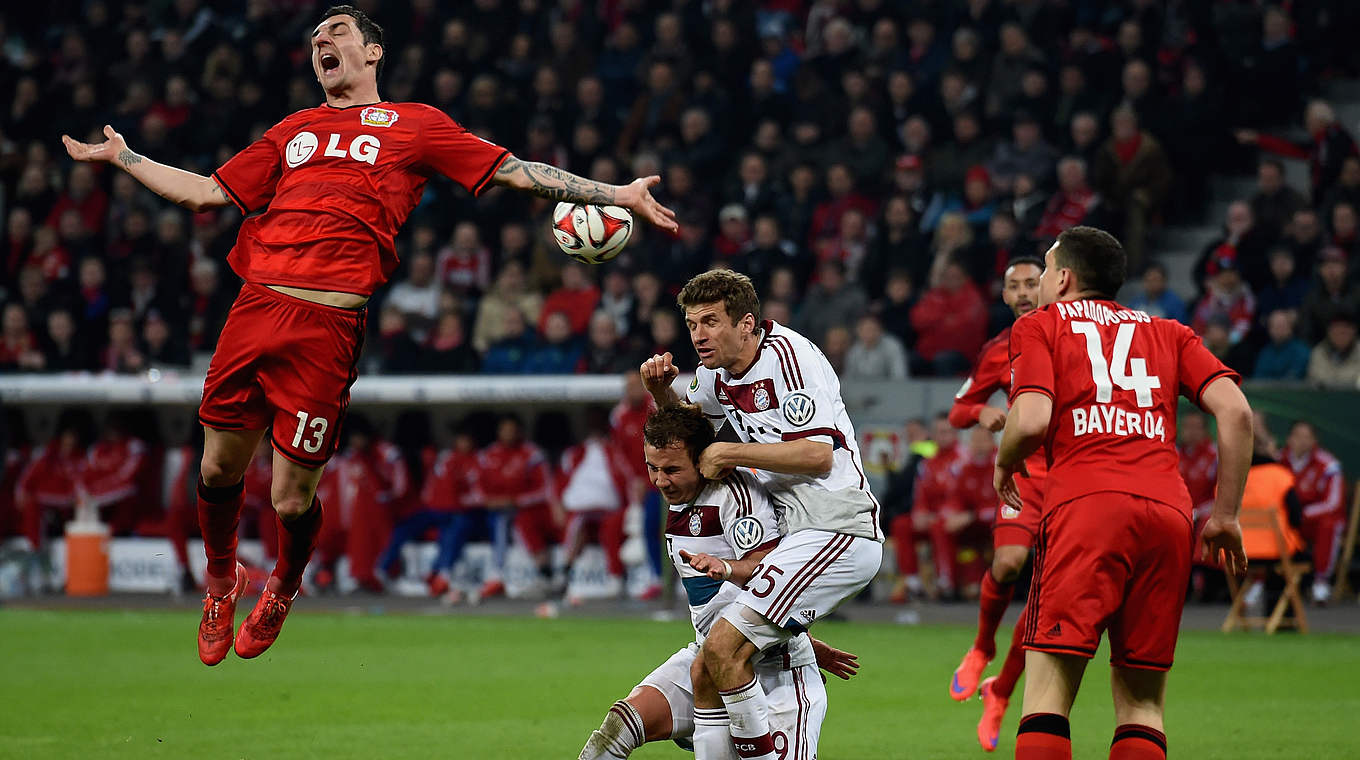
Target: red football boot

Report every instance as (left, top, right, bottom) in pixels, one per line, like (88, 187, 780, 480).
(234, 587, 296, 659)
(197, 561, 247, 666)
(950, 647, 992, 701)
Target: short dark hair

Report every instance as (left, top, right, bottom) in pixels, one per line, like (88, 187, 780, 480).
(1005, 255, 1045, 274)
(319, 5, 385, 80)
(1142, 261, 1167, 277)
(643, 404, 716, 464)
(677, 269, 761, 326)
(1054, 225, 1126, 298)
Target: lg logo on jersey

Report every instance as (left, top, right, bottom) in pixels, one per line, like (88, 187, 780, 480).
(285, 131, 381, 168)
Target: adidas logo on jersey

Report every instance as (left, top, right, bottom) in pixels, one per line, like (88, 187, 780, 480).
(1046, 623, 1062, 637)
(799, 609, 817, 623)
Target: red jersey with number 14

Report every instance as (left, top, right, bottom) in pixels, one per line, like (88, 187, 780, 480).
(213, 102, 510, 296)
(1009, 299, 1238, 517)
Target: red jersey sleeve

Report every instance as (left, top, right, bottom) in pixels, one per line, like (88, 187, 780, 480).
(950, 332, 1009, 428)
(1173, 321, 1240, 405)
(418, 106, 511, 196)
(1008, 310, 1056, 403)
(213, 121, 289, 214)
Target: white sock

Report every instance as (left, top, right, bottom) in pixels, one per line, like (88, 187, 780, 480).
(718, 677, 776, 760)
(578, 700, 645, 759)
(693, 708, 739, 760)
(905, 574, 924, 594)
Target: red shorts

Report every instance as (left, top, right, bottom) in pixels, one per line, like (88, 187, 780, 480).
(199, 283, 367, 468)
(992, 474, 1044, 549)
(514, 504, 562, 555)
(1023, 492, 1193, 671)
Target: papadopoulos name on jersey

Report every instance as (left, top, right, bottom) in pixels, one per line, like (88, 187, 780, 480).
(1071, 404, 1167, 441)
(1053, 300, 1152, 325)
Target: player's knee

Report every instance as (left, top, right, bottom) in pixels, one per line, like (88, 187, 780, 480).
(992, 551, 1026, 583)
(199, 456, 245, 488)
(272, 490, 314, 520)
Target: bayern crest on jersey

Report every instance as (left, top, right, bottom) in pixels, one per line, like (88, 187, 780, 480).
(730, 515, 765, 551)
(688, 511, 703, 536)
(754, 387, 770, 411)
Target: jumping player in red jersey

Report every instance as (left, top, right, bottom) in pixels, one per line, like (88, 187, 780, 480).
(946, 256, 1045, 752)
(60, 5, 677, 666)
(994, 226, 1250, 760)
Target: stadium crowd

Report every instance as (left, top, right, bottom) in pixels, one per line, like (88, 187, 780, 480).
(0, 1, 1359, 384)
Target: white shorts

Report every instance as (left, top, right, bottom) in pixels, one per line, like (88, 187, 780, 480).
(636, 643, 827, 752)
(725, 530, 882, 652)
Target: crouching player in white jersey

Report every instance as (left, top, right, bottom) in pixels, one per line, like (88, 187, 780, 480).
(578, 404, 859, 760)
(641, 271, 884, 760)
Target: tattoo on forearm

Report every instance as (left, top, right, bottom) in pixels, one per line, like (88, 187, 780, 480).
(497, 156, 616, 204)
(117, 149, 142, 168)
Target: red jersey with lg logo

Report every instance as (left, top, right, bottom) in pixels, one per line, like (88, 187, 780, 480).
(200, 103, 509, 464)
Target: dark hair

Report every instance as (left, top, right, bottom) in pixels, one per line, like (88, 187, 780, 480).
(319, 5, 385, 80)
(1004, 256, 1045, 274)
(1142, 261, 1167, 277)
(677, 269, 761, 326)
(643, 404, 716, 464)
(1260, 158, 1286, 174)
(1054, 225, 1126, 298)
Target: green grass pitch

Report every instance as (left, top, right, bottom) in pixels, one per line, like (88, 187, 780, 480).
(1, 608, 1355, 758)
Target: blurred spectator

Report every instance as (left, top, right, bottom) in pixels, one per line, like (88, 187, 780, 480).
(809, 163, 878, 246)
(910, 257, 986, 376)
(78, 411, 155, 536)
(333, 415, 408, 593)
(1126, 262, 1188, 324)
(556, 406, 630, 600)
(15, 413, 89, 549)
(142, 309, 189, 368)
(1177, 412, 1219, 525)
(1034, 157, 1098, 243)
(423, 311, 480, 374)
(830, 106, 891, 189)
(578, 311, 629, 375)
(975, 212, 1033, 294)
(595, 269, 634, 337)
(1283, 207, 1325, 274)
(539, 262, 600, 337)
(1281, 421, 1348, 604)
(1256, 248, 1311, 326)
(386, 251, 441, 340)
(1195, 201, 1273, 295)
(845, 313, 909, 381)
(878, 269, 918, 354)
(1237, 99, 1359, 203)
(482, 308, 536, 374)
(1254, 310, 1311, 381)
(987, 111, 1058, 193)
(713, 204, 751, 261)
(1093, 105, 1172, 275)
(736, 215, 804, 296)
(1200, 317, 1255, 376)
(101, 309, 145, 374)
(525, 310, 583, 374)
(794, 260, 867, 349)
(478, 414, 556, 597)
(41, 309, 89, 371)
(893, 415, 961, 599)
(375, 305, 422, 374)
(1251, 159, 1307, 241)
(921, 165, 996, 234)
(929, 111, 992, 196)
(1008, 173, 1049, 234)
(820, 325, 852, 375)
(437, 221, 493, 298)
(1306, 311, 1360, 388)
(473, 261, 543, 354)
(0, 303, 44, 371)
(1299, 248, 1360, 344)
(1191, 257, 1256, 346)
(183, 258, 232, 353)
(985, 23, 1045, 120)
(1163, 61, 1227, 219)
(1322, 156, 1360, 220)
(1330, 202, 1360, 261)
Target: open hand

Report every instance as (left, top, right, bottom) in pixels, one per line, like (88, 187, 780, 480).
(61, 125, 130, 165)
(617, 176, 679, 235)
(810, 637, 860, 680)
(993, 459, 1029, 511)
(1200, 514, 1247, 578)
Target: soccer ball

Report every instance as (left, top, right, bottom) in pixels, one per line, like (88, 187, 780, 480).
(551, 202, 633, 264)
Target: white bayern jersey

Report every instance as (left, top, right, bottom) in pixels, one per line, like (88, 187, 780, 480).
(685, 320, 882, 541)
(664, 468, 814, 669)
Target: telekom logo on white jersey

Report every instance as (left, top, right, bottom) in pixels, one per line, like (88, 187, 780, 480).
(286, 131, 381, 168)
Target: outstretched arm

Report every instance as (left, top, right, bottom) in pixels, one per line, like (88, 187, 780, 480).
(491, 155, 678, 234)
(62, 125, 230, 213)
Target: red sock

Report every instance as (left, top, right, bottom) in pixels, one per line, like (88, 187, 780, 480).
(1016, 713, 1071, 760)
(1110, 724, 1166, 759)
(973, 571, 1014, 657)
(269, 497, 322, 596)
(197, 478, 244, 595)
(993, 605, 1029, 698)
